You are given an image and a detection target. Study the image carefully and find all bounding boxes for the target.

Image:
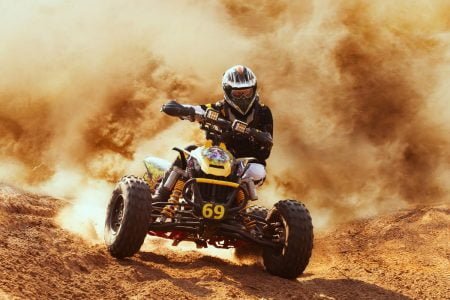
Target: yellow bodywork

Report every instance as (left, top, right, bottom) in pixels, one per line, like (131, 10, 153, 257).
(191, 140, 234, 177)
(195, 178, 239, 188)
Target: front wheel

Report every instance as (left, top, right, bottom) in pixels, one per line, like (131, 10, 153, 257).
(263, 200, 313, 279)
(104, 176, 151, 258)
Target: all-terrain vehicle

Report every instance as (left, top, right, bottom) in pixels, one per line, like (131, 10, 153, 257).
(104, 100, 313, 278)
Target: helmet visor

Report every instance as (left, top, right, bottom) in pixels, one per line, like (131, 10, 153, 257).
(229, 87, 255, 114)
(230, 87, 254, 99)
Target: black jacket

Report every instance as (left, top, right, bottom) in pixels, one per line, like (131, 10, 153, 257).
(201, 98, 273, 164)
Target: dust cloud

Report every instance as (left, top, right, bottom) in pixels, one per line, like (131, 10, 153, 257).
(0, 0, 448, 240)
(241, 0, 450, 226)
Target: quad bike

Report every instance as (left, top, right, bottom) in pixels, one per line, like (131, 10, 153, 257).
(104, 100, 313, 279)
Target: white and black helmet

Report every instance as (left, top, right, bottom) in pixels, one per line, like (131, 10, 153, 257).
(222, 65, 257, 116)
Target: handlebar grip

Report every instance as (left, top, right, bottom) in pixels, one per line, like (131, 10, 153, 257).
(248, 128, 273, 148)
(161, 100, 195, 118)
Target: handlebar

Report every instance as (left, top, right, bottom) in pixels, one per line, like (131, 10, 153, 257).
(161, 101, 273, 148)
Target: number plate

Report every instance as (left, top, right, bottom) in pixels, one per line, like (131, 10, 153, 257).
(201, 203, 226, 220)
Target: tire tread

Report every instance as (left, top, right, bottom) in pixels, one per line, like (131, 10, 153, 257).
(105, 176, 151, 258)
(263, 199, 314, 278)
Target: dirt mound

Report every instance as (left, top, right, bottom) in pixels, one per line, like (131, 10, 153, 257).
(310, 205, 450, 299)
(0, 184, 448, 299)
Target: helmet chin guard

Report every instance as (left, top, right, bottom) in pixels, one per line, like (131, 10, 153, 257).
(222, 65, 257, 116)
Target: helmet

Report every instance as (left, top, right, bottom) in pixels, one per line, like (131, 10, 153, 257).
(222, 65, 257, 116)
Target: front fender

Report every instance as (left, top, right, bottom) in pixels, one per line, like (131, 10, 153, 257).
(143, 157, 171, 187)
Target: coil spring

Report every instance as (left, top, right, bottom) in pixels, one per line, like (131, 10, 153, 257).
(236, 188, 246, 205)
(162, 179, 185, 218)
(236, 189, 256, 229)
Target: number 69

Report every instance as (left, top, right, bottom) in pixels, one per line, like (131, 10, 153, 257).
(202, 203, 225, 219)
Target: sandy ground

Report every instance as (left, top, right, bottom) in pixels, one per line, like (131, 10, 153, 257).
(0, 184, 448, 299)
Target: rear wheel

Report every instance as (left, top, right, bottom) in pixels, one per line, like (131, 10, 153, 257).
(104, 176, 151, 258)
(263, 200, 313, 279)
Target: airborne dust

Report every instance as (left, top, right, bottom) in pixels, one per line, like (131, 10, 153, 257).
(0, 0, 449, 241)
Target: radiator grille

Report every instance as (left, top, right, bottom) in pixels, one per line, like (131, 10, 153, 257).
(197, 182, 235, 204)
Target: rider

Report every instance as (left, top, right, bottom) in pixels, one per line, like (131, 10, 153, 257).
(154, 65, 273, 202)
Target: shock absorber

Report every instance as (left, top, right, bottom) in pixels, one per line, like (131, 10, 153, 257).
(237, 189, 256, 230)
(236, 188, 246, 205)
(162, 179, 186, 218)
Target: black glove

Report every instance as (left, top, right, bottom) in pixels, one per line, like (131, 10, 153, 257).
(248, 128, 273, 148)
(161, 100, 195, 118)
(232, 120, 273, 148)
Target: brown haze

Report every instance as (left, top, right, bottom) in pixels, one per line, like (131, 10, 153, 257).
(0, 0, 449, 239)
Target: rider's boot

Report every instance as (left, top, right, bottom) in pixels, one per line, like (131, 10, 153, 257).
(155, 166, 186, 219)
(153, 185, 171, 203)
(152, 170, 172, 203)
(153, 149, 189, 203)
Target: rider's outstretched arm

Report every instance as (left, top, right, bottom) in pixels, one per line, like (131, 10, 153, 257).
(252, 105, 273, 162)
